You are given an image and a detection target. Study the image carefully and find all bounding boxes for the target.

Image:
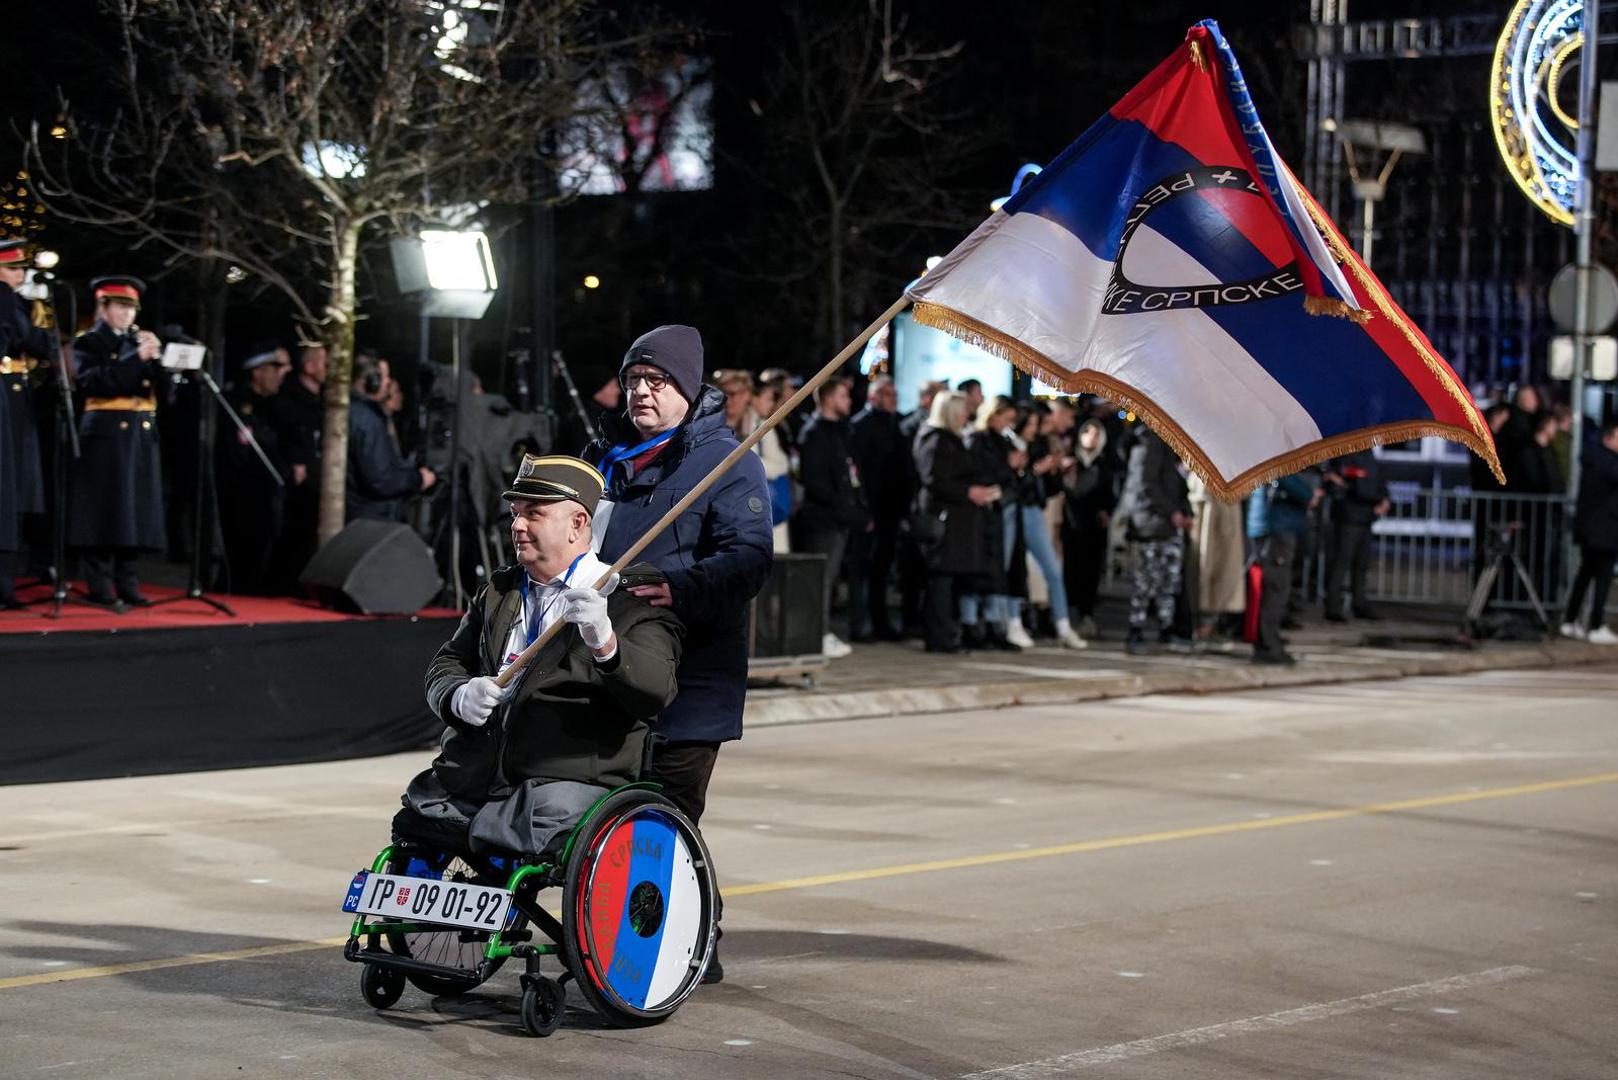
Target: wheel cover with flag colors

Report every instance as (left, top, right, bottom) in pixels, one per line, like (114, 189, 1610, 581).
(906, 19, 1502, 500)
(570, 803, 715, 1017)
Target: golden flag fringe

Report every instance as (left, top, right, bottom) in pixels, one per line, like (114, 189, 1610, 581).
(912, 299, 1505, 501)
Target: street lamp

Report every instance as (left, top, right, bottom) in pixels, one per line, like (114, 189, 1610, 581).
(1331, 118, 1426, 267)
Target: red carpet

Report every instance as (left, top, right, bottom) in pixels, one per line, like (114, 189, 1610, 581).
(0, 581, 460, 635)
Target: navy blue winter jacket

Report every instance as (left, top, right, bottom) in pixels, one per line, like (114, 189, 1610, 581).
(584, 385, 774, 743)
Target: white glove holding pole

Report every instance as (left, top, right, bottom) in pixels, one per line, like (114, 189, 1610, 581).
(451, 675, 511, 727)
(560, 580, 616, 652)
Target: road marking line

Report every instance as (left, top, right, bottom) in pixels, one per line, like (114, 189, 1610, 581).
(0, 937, 350, 991)
(3, 772, 1613, 992)
(959, 965, 1538, 1077)
(724, 770, 1618, 897)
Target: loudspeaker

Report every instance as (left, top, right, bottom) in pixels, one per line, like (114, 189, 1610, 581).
(748, 553, 826, 657)
(300, 520, 443, 614)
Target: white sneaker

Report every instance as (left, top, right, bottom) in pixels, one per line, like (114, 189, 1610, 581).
(822, 632, 853, 658)
(1054, 619, 1090, 650)
(1559, 622, 1588, 641)
(1004, 620, 1035, 649)
(1587, 626, 1618, 645)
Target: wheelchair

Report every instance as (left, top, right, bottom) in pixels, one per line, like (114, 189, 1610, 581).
(341, 782, 717, 1037)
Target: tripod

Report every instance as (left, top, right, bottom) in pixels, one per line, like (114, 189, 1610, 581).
(147, 356, 283, 617)
(1461, 521, 1550, 641)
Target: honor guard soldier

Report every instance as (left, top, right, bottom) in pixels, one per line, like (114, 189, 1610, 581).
(68, 276, 166, 608)
(0, 240, 54, 607)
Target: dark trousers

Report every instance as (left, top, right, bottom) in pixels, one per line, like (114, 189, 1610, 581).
(1063, 524, 1107, 619)
(1256, 532, 1298, 656)
(1564, 546, 1616, 631)
(898, 534, 927, 632)
(649, 740, 724, 931)
(1323, 519, 1374, 616)
(799, 524, 849, 637)
(924, 570, 961, 648)
(845, 520, 898, 637)
(81, 547, 141, 600)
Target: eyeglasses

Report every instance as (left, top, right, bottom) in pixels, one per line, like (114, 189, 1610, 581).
(621, 369, 671, 393)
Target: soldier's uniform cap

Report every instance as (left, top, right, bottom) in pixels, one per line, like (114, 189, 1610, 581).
(0, 239, 31, 266)
(91, 275, 146, 304)
(503, 454, 604, 517)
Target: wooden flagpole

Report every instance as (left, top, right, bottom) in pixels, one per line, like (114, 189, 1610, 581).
(495, 293, 914, 687)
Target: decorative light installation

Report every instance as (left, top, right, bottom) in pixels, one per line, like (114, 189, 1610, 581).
(1491, 0, 1584, 226)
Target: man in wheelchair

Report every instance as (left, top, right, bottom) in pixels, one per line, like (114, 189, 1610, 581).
(397, 453, 683, 858)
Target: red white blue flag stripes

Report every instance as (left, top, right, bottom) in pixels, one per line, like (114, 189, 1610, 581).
(907, 20, 1502, 498)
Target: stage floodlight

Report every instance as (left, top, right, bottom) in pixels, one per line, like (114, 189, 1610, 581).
(389, 229, 498, 319)
(32, 250, 59, 269)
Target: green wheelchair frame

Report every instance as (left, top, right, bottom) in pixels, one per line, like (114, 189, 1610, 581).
(343, 780, 716, 1037)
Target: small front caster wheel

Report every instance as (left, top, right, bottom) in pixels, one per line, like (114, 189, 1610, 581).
(520, 975, 566, 1037)
(360, 962, 406, 1009)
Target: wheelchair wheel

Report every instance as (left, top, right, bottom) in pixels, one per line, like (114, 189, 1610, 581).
(520, 975, 566, 1037)
(360, 961, 405, 1009)
(382, 850, 517, 996)
(561, 789, 717, 1027)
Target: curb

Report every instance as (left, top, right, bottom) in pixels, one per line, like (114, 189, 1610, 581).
(744, 641, 1613, 728)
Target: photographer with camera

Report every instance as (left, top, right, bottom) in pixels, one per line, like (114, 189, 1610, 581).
(346, 350, 435, 523)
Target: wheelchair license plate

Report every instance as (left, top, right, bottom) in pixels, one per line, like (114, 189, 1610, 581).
(342, 871, 511, 932)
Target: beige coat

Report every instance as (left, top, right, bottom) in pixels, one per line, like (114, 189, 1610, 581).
(1187, 474, 1246, 615)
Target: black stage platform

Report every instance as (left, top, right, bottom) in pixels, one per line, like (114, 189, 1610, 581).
(1, 588, 458, 784)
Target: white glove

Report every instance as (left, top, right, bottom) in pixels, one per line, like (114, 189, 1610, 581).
(560, 585, 614, 650)
(451, 675, 510, 727)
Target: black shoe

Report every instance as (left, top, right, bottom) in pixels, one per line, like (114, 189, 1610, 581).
(84, 592, 126, 612)
(1125, 628, 1149, 655)
(1281, 616, 1302, 630)
(1351, 607, 1380, 621)
(925, 641, 968, 654)
(873, 625, 904, 642)
(701, 951, 724, 985)
(850, 631, 877, 644)
(1252, 650, 1297, 666)
(960, 624, 984, 650)
(1323, 611, 1348, 624)
(118, 592, 154, 608)
(984, 626, 1020, 652)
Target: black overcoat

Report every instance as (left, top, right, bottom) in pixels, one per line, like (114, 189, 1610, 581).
(914, 424, 988, 575)
(67, 321, 166, 550)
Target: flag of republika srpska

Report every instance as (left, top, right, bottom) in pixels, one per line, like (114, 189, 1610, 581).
(907, 20, 1502, 499)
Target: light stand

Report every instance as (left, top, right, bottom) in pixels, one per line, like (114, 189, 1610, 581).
(388, 228, 498, 609)
(33, 281, 96, 617)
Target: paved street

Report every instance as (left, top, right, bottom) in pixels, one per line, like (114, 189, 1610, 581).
(2, 665, 1616, 1079)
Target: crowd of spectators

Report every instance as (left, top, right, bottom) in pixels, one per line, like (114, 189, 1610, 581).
(712, 371, 1618, 663)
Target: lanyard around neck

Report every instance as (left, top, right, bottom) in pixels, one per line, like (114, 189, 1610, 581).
(519, 551, 588, 648)
(601, 427, 678, 490)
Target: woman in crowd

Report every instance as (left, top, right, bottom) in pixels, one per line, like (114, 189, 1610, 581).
(912, 391, 998, 653)
(962, 396, 1027, 649)
(1010, 406, 1087, 648)
(1061, 416, 1117, 640)
(717, 368, 792, 552)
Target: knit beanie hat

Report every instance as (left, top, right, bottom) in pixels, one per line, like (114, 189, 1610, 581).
(621, 324, 705, 403)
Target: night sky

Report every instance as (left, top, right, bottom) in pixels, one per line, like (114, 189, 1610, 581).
(0, 1, 1445, 394)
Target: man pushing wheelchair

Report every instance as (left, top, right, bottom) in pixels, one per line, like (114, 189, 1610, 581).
(343, 454, 718, 1036)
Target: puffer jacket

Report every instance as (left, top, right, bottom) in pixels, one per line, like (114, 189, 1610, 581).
(584, 386, 774, 742)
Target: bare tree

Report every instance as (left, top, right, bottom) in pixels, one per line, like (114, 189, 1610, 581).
(28, 0, 665, 542)
(729, 0, 995, 355)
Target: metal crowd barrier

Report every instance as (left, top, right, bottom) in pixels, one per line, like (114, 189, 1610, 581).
(1318, 486, 1572, 612)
